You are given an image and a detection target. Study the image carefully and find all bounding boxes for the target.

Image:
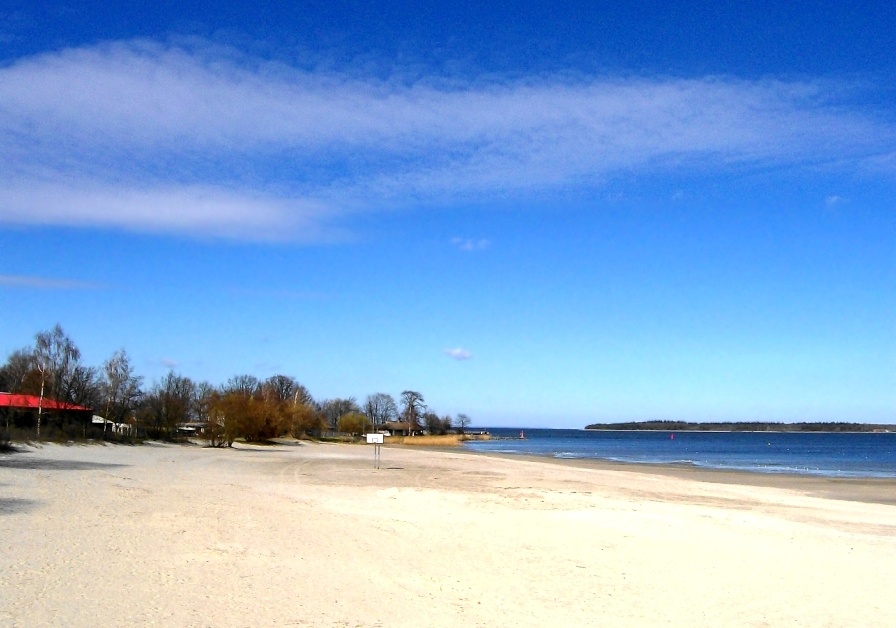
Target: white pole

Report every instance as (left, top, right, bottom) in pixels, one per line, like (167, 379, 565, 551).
(37, 377, 45, 438)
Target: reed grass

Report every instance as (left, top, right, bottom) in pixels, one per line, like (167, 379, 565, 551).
(460, 433, 492, 441)
(390, 434, 462, 446)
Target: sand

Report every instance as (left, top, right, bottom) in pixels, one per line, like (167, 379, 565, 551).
(1, 441, 894, 627)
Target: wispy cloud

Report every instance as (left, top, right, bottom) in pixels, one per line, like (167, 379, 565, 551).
(444, 347, 473, 360)
(160, 358, 179, 369)
(825, 194, 846, 207)
(0, 181, 340, 241)
(451, 237, 490, 251)
(1, 39, 893, 240)
(0, 274, 102, 290)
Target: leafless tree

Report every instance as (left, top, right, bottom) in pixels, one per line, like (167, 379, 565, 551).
(423, 411, 445, 435)
(102, 349, 143, 429)
(1, 348, 36, 434)
(400, 390, 425, 434)
(442, 414, 454, 433)
(33, 324, 81, 436)
(144, 371, 195, 439)
(0, 348, 36, 393)
(66, 364, 100, 409)
(224, 374, 260, 396)
(364, 393, 398, 429)
(263, 375, 311, 405)
(456, 413, 471, 434)
(320, 397, 360, 431)
(192, 381, 215, 425)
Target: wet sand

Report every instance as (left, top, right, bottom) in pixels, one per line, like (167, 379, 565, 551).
(1, 441, 894, 626)
(496, 452, 896, 506)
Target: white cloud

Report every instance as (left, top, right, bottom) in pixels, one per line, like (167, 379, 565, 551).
(0, 39, 893, 240)
(0, 180, 339, 241)
(444, 347, 473, 360)
(0, 274, 102, 290)
(451, 237, 490, 251)
(160, 358, 179, 369)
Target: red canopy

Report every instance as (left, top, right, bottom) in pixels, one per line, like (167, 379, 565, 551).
(0, 393, 91, 412)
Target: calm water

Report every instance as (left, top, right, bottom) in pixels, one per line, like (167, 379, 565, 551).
(463, 428, 896, 478)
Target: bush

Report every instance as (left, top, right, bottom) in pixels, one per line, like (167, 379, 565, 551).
(337, 412, 370, 436)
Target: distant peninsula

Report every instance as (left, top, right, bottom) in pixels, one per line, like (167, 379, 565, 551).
(584, 421, 894, 433)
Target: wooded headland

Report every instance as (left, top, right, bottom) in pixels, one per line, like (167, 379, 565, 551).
(584, 421, 894, 432)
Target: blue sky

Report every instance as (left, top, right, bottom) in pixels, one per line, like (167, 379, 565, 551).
(1, 1, 894, 426)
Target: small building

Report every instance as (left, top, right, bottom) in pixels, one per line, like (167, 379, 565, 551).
(0, 392, 93, 432)
(92, 415, 135, 436)
(380, 421, 422, 437)
(176, 421, 208, 436)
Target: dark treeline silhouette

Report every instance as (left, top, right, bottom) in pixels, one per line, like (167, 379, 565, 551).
(585, 420, 895, 433)
(1, 324, 470, 445)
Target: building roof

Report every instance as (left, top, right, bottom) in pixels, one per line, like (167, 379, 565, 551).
(381, 421, 421, 431)
(0, 393, 92, 412)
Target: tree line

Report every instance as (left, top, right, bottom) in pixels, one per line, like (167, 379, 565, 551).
(0, 324, 472, 444)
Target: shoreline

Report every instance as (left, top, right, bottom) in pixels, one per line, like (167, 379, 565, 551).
(450, 447, 896, 505)
(582, 426, 896, 433)
(10, 438, 896, 505)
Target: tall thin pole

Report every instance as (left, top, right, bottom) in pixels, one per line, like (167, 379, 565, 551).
(37, 377, 44, 438)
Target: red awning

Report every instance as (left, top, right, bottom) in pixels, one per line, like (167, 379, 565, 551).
(0, 393, 91, 412)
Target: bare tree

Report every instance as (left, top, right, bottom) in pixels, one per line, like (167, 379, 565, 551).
(102, 349, 143, 430)
(364, 393, 398, 429)
(224, 374, 260, 396)
(144, 371, 195, 439)
(33, 324, 81, 436)
(0, 348, 37, 394)
(66, 364, 100, 410)
(423, 411, 445, 435)
(292, 382, 314, 407)
(320, 397, 360, 431)
(400, 390, 425, 435)
(1, 348, 36, 435)
(263, 375, 311, 405)
(456, 413, 471, 434)
(441, 414, 454, 433)
(192, 381, 215, 426)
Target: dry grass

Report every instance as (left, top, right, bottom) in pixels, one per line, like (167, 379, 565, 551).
(460, 433, 492, 441)
(389, 434, 463, 446)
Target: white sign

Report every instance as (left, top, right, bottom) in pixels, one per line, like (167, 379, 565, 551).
(366, 433, 384, 444)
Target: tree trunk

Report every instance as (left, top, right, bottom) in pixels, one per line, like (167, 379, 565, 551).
(37, 377, 45, 438)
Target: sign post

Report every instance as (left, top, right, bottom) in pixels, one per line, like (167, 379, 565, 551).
(366, 433, 384, 468)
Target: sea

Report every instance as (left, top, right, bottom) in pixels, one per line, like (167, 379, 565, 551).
(462, 428, 896, 479)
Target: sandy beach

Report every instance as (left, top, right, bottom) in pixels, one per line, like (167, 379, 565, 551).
(1, 441, 894, 627)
